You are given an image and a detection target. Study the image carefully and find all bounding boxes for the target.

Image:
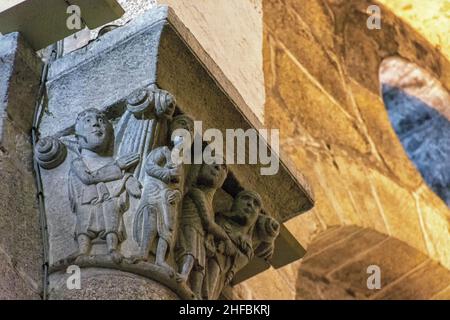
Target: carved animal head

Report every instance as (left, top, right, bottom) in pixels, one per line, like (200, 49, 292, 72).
(75, 108, 113, 154)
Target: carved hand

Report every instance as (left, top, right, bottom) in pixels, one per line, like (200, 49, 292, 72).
(166, 189, 181, 205)
(225, 270, 235, 285)
(116, 153, 140, 170)
(169, 168, 182, 184)
(126, 177, 142, 198)
(239, 238, 253, 258)
(224, 239, 237, 256)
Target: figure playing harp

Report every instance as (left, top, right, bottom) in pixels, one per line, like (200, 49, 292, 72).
(67, 108, 142, 263)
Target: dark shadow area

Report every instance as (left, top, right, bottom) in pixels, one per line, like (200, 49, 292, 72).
(382, 84, 450, 206)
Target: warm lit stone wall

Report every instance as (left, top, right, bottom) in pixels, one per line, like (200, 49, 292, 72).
(377, 0, 450, 62)
(297, 226, 450, 300)
(255, 0, 450, 299)
(161, 0, 265, 121)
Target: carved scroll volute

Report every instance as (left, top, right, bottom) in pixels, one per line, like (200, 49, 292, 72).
(126, 88, 154, 118)
(35, 136, 67, 169)
(126, 87, 176, 120)
(153, 89, 176, 120)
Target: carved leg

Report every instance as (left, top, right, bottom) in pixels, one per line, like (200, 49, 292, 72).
(190, 271, 204, 300)
(176, 254, 194, 283)
(155, 239, 173, 272)
(106, 233, 123, 264)
(132, 207, 157, 263)
(77, 234, 91, 256)
(206, 258, 221, 300)
(140, 225, 157, 261)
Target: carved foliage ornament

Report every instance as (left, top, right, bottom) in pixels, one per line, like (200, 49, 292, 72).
(35, 85, 280, 300)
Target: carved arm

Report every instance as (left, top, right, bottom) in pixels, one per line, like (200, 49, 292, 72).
(145, 147, 172, 184)
(188, 188, 230, 241)
(71, 158, 123, 185)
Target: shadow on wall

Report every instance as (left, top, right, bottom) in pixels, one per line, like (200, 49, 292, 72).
(382, 84, 450, 206)
(295, 226, 450, 300)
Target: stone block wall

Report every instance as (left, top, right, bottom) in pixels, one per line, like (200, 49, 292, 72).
(0, 32, 43, 299)
(297, 226, 450, 300)
(252, 0, 450, 299)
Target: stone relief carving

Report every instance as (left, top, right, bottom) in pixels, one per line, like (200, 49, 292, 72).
(35, 85, 280, 300)
(68, 108, 141, 264)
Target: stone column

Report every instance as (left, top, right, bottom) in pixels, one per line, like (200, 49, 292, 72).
(0, 32, 43, 299)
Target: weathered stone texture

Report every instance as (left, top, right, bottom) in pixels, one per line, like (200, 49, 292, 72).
(48, 268, 179, 300)
(0, 248, 40, 300)
(236, 1, 450, 301)
(0, 32, 43, 299)
(377, 0, 450, 62)
(1, 0, 448, 300)
(94, 0, 449, 300)
(265, 0, 352, 114)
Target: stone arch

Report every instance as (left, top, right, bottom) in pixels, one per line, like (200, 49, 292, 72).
(380, 56, 450, 206)
(296, 226, 450, 299)
(262, 0, 450, 276)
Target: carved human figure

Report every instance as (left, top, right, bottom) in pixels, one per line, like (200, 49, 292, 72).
(68, 108, 141, 263)
(206, 191, 280, 299)
(175, 161, 231, 298)
(132, 115, 194, 270)
(206, 190, 263, 299)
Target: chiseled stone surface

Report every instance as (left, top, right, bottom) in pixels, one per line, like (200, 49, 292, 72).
(41, 6, 312, 272)
(0, 32, 43, 299)
(0, 248, 40, 300)
(373, 260, 450, 300)
(48, 268, 179, 300)
(1, 0, 449, 300)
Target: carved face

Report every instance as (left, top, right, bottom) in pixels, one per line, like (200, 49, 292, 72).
(75, 109, 112, 154)
(170, 115, 194, 146)
(197, 161, 228, 189)
(231, 191, 262, 225)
